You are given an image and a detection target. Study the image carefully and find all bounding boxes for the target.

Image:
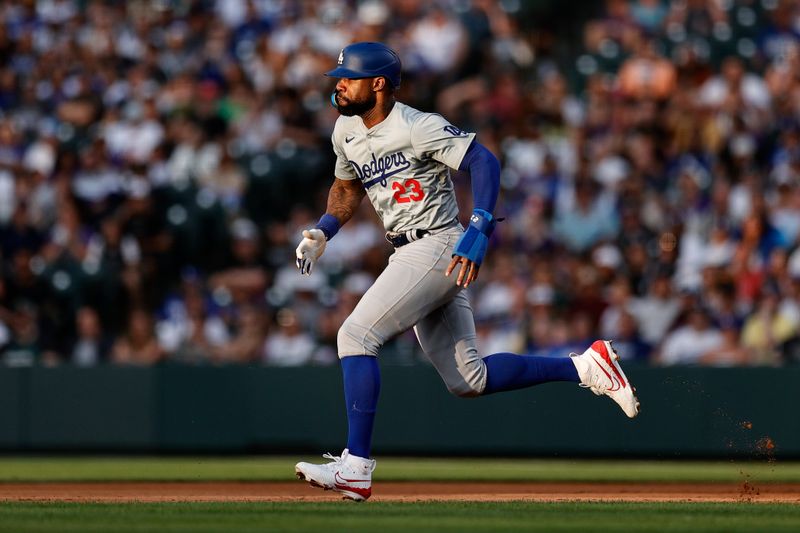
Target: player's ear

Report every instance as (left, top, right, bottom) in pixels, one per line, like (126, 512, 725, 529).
(373, 76, 386, 92)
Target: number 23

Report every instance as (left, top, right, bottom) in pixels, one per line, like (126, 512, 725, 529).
(392, 179, 424, 203)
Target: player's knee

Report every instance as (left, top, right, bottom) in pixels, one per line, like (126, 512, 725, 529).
(337, 318, 380, 358)
(444, 357, 486, 398)
(445, 380, 481, 398)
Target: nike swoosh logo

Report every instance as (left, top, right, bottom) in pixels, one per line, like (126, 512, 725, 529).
(594, 342, 628, 388)
(334, 471, 367, 485)
(590, 355, 622, 391)
(334, 483, 372, 499)
(345, 137, 354, 143)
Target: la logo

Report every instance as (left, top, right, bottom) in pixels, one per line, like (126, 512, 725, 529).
(337, 50, 344, 65)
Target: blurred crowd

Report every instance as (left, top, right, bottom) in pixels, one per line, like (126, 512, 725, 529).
(1, 0, 799, 368)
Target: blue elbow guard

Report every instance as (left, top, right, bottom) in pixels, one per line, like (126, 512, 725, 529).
(452, 209, 496, 266)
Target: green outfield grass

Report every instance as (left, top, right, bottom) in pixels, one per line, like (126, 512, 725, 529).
(0, 501, 799, 533)
(0, 456, 797, 483)
(1, 457, 798, 532)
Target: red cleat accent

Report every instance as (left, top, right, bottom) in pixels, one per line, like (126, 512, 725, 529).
(591, 340, 627, 388)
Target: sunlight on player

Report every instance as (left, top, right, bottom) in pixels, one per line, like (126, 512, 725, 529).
(294, 42, 640, 502)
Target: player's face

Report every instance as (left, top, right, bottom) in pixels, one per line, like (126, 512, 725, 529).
(334, 78, 378, 117)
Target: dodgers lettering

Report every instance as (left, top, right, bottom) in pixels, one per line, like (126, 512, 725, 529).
(349, 152, 412, 189)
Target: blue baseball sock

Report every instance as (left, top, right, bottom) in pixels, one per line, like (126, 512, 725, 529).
(482, 353, 579, 395)
(341, 355, 380, 459)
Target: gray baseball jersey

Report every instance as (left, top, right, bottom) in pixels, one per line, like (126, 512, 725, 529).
(331, 102, 476, 233)
(331, 102, 486, 396)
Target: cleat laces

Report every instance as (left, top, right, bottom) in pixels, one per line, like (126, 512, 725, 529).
(321, 452, 344, 467)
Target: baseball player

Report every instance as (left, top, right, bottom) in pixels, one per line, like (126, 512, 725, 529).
(294, 42, 640, 502)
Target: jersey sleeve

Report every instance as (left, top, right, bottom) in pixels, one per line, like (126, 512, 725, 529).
(331, 123, 357, 181)
(410, 113, 476, 170)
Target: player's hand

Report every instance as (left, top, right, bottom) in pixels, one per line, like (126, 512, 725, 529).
(295, 229, 326, 275)
(447, 209, 495, 287)
(446, 255, 480, 287)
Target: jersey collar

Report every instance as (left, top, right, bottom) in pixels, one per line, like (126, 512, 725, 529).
(359, 101, 399, 134)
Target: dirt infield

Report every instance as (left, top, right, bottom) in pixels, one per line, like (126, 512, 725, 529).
(1, 482, 799, 503)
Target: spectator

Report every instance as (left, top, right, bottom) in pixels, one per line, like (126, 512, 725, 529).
(208, 217, 268, 305)
(111, 308, 163, 365)
(406, 6, 468, 76)
(70, 306, 111, 367)
(552, 180, 619, 253)
(262, 307, 317, 367)
(658, 307, 724, 366)
(160, 284, 230, 365)
(700, 321, 752, 367)
(617, 38, 677, 101)
(769, 181, 800, 247)
(214, 304, 266, 364)
(759, 2, 800, 63)
(629, 274, 683, 347)
(475, 313, 526, 358)
(741, 287, 798, 365)
(697, 56, 771, 112)
(630, 0, 668, 32)
(473, 255, 526, 322)
(1, 302, 54, 366)
(610, 309, 650, 361)
(599, 275, 635, 339)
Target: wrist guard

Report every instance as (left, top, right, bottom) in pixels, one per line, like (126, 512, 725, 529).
(452, 209, 495, 266)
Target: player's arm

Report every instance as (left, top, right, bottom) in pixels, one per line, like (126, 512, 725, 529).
(324, 177, 366, 229)
(445, 140, 500, 287)
(295, 178, 365, 275)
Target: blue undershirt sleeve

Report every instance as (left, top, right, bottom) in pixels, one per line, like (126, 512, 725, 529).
(458, 141, 500, 213)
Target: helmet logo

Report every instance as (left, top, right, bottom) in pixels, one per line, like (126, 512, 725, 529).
(337, 49, 344, 65)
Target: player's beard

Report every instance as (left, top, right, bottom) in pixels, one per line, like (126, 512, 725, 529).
(336, 91, 377, 117)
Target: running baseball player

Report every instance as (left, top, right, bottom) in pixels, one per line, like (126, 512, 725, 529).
(294, 42, 640, 502)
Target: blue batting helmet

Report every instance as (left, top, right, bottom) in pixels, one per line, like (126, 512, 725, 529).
(325, 42, 401, 88)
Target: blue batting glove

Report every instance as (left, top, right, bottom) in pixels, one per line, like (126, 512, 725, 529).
(452, 209, 496, 266)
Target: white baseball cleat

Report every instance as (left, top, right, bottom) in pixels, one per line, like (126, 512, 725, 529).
(295, 449, 376, 502)
(572, 340, 640, 418)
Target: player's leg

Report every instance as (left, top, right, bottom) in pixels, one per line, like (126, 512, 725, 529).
(415, 295, 640, 417)
(296, 229, 463, 500)
(484, 341, 640, 418)
(335, 231, 462, 449)
(413, 291, 579, 397)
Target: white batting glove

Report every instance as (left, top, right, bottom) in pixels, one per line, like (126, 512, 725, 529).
(295, 229, 327, 275)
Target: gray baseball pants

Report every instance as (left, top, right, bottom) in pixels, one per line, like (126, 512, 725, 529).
(337, 225, 487, 397)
